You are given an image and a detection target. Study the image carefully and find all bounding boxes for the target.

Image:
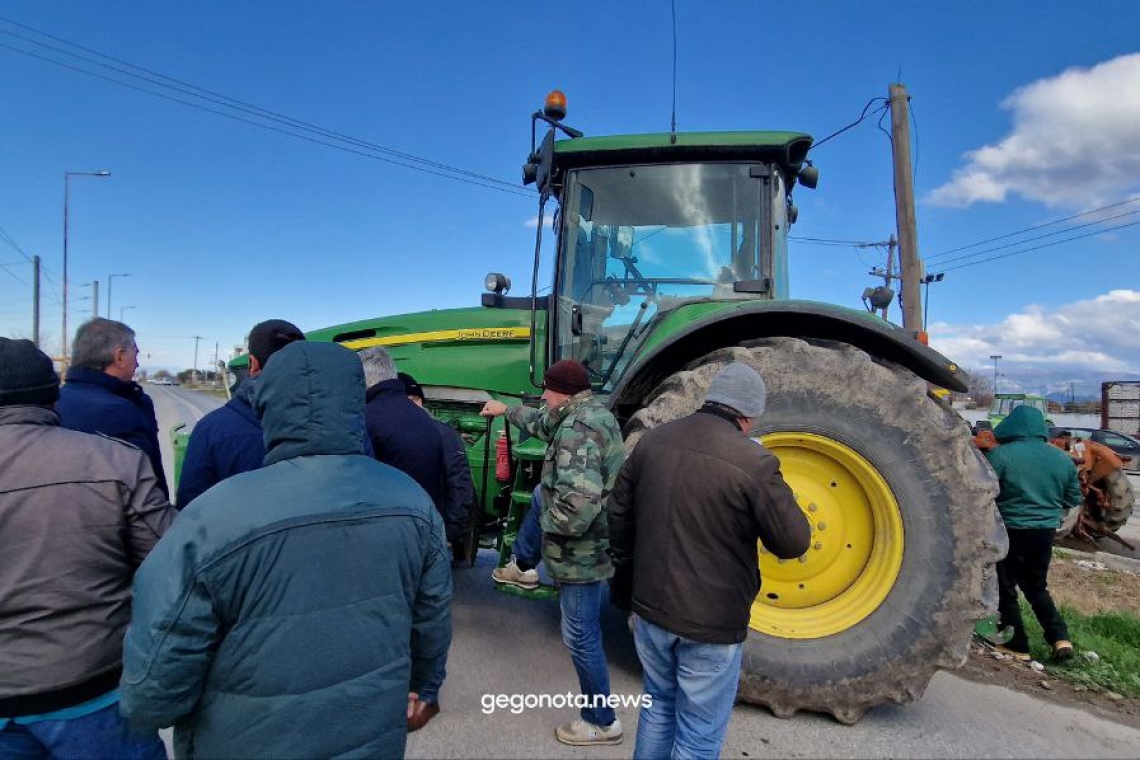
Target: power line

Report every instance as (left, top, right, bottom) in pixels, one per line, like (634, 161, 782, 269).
(811, 97, 888, 151)
(0, 19, 533, 198)
(941, 218, 1140, 273)
(0, 39, 531, 198)
(926, 196, 1140, 261)
(0, 261, 30, 287)
(38, 267, 63, 305)
(0, 224, 33, 263)
(789, 236, 880, 246)
(0, 20, 523, 191)
(930, 206, 1140, 268)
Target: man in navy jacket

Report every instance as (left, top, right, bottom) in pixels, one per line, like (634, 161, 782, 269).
(176, 319, 304, 508)
(57, 319, 168, 496)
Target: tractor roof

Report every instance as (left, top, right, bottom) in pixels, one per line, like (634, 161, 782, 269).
(553, 131, 813, 176)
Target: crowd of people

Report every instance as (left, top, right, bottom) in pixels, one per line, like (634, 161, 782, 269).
(2, 316, 816, 758)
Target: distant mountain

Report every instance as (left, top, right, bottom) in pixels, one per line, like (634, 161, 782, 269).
(975, 367, 1140, 400)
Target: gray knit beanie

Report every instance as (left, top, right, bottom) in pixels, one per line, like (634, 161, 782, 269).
(704, 362, 766, 417)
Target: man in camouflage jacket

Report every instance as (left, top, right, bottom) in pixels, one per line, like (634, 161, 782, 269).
(481, 359, 626, 747)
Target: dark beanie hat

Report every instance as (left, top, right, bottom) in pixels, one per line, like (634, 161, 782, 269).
(248, 319, 305, 368)
(543, 359, 590, 395)
(398, 372, 425, 401)
(0, 338, 60, 406)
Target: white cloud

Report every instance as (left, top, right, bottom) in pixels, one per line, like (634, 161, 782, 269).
(929, 289, 1140, 374)
(929, 53, 1140, 209)
(523, 216, 554, 230)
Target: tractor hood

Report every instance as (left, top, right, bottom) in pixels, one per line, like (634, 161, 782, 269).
(306, 306, 539, 397)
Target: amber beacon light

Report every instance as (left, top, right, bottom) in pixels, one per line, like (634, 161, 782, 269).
(544, 90, 567, 120)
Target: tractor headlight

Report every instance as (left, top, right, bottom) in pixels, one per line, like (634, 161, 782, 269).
(484, 273, 511, 295)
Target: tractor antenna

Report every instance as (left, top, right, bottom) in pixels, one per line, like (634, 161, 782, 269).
(670, 0, 678, 144)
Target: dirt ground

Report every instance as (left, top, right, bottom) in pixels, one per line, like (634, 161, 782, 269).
(956, 555, 1140, 729)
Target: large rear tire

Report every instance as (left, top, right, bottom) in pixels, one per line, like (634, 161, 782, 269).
(624, 337, 1002, 724)
(1094, 470, 1135, 533)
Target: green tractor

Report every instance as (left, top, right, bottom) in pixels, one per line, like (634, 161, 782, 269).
(282, 92, 1003, 723)
(988, 392, 1053, 429)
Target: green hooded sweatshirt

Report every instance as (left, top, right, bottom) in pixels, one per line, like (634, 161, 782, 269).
(984, 405, 1082, 529)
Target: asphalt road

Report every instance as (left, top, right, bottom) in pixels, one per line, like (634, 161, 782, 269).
(146, 383, 225, 492)
(143, 387, 1140, 758)
(401, 553, 1140, 760)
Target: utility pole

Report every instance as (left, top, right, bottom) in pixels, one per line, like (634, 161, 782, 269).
(866, 235, 898, 320)
(888, 83, 922, 334)
(213, 341, 219, 386)
(91, 280, 99, 321)
(192, 335, 202, 385)
(32, 255, 41, 348)
(990, 354, 1002, 396)
(882, 235, 896, 321)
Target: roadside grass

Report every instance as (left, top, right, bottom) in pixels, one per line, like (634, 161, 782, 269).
(187, 386, 228, 399)
(1021, 600, 1140, 698)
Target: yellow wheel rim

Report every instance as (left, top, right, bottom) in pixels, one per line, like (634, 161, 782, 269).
(750, 432, 904, 639)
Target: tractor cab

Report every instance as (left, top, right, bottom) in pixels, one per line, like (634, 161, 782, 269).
(511, 90, 816, 393)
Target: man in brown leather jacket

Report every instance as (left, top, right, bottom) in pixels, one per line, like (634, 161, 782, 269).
(609, 361, 810, 758)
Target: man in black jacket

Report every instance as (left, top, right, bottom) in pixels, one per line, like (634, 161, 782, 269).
(399, 372, 475, 564)
(609, 361, 811, 759)
(358, 348, 460, 731)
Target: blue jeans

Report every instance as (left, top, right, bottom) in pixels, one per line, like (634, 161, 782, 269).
(632, 615, 743, 760)
(0, 703, 166, 760)
(560, 581, 616, 727)
(514, 487, 615, 727)
(510, 486, 543, 567)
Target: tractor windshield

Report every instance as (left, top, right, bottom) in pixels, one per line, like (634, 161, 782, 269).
(990, 395, 1049, 417)
(554, 162, 780, 391)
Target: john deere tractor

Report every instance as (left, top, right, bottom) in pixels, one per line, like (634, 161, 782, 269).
(299, 92, 1003, 723)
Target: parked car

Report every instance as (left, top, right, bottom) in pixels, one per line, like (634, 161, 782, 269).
(1048, 426, 1140, 472)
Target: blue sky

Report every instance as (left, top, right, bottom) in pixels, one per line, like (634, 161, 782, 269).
(1, 1, 1137, 395)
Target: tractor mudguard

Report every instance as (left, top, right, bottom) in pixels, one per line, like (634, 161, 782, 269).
(611, 300, 967, 419)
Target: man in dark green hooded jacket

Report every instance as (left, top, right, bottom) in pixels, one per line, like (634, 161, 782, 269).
(120, 342, 452, 758)
(985, 405, 1081, 661)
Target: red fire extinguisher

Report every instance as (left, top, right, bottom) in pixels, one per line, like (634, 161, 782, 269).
(495, 430, 511, 482)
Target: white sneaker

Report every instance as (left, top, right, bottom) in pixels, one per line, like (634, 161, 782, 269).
(555, 717, 623, 746)
(491, 559, 539, 589)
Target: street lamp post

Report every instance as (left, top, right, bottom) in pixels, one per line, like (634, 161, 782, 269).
(921, 272, 945, 332)
(120, 305, 136, 323)
(990, 354, 1003, 396)
(107, 273, 131, 319)
(62, 170, 111, 365)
